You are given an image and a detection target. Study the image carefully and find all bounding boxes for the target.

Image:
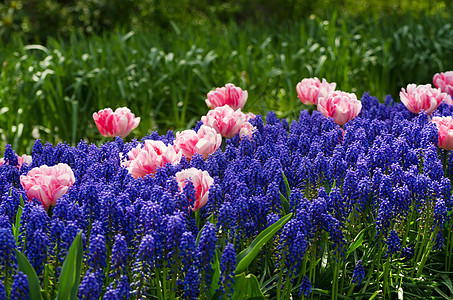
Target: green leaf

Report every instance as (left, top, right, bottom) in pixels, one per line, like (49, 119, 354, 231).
(235, 213, 292, 274)
(20, 194, 25, 206)
(369, 290, 381, 300)
(209, 249, 222, 297)
(232, 273, 265, 299)
(346, 228, 366, 259)
(440, 274, 453, 295)
(15, 250, 43, 300)
(279, 192, 290, 216)
(13, 205, 23, 244)
(281, 171, 291, 198)
(56, 232, 83, 300)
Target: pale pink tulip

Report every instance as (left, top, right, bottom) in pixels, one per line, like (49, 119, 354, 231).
(93, 107, 140, 138)
(317, 91, 361, 126)
(433, 71, 453, 97)
(432, 116, 453, 150)
(0, 154, 32, 167)
(244, 112, 256, 122)
(239, 122, 256, 140)
(174, 125, 222, 160)
(20, 163, 75, 210)
(175, 167, 214, 211)
(296, 77, 336, 105)
(399, 84, 449, 115)
(201, 105, 246, 138)
(205, 83, 248, 110)
(123, 140, 182, 179)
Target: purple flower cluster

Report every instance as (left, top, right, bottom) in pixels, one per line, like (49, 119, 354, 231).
(0, 92, 452, 298)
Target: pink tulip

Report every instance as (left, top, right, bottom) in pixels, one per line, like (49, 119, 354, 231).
(244, 112, 256, 122)
(205, 83, 248, 110)
(0, 154, 32, 167)
(123, 140, 182, 179)
(201, 105, 246, 139)
(174, 125, 222, 160)
(399, 84, 449, 115)
(296, 77, 336, 105)
(20, 163, 75, 210)
(175, 167, 214, 211)
(433, 71, 453, 97)
(317, 91, 362, 126)
(432, 116, 453, 150)
(93, 107, 140, 138)
(239, 122, 256, 140)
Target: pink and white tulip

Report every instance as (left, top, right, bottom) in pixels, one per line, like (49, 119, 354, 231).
(433, 71, 453, 97)
(123, 140, 182, 179)
(296, 77, 336, 106)
(205, 83, 248, 110)
(175, 168, 214, 211)
(20, 163, 75, 210)
(0, 154, 32, 167)
(399, 84, 449, 115)
(239, 122, 256, 140)
(174, 125, 222, 159)
(432, 116, 453, 150)
(317, 91, 361, 126)
(201, 105, 246, 138)
(93, 107, 140, 138)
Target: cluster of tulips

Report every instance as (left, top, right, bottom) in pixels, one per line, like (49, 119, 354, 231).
(11, 70, 453, 218)
(1, 69, 453, 299)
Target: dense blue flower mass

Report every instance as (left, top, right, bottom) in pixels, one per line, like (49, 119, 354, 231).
(1, 92, 452, 298)
(10, 271, 29, 300)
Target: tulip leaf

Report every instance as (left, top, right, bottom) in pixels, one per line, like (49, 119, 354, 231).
(281, 171, 291, 198)
(56, 232, 83, 300)
(208, 249, 222, 297)
(346, 227, 366, 259)
(279, 192, 290, 216)
(15, 250, 43, 300)
(13, 204, 23, 244)
(235, 213, 292, 274)
(232, 273, 265, 299)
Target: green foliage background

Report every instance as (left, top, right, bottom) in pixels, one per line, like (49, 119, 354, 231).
(1, 0, 451, 43)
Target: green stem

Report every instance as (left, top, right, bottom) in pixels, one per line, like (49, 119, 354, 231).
(155, 269, 164, 300)
(162, 263, 168, 300)
(360, 236, 382, 294)
(447, 225, 453, 271)
(276, 252, 285, 300)
(383, 256, 391, 299)
(416, 229, 438, 278)
(332, 260, 340, 300)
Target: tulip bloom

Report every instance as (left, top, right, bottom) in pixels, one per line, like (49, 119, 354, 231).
(296, 77, 336, 106)
(201, 105, 246, 138)
(433, 71, 453, 97)
(239, 122, 256, 140)
(93, 107, 140, 138)
(174, 125, 222, 160)
(123, 140, 182, 179)
(0, 154, 32, 167)
(206, 83, 248, 110)
(20, 163, 75, 210)
(399, 84, 449, 115)
(175, 167, 214, 211)
(432, 116, 453, 150)
(317, 91, 361, 126)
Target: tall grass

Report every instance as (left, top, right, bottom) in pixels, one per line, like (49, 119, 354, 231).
(1, 12, 453, 153)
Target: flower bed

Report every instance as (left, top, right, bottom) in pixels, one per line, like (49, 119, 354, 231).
(1, 77, 453, 299)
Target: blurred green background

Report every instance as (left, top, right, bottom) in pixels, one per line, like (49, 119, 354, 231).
(1, 0, 453, 153)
